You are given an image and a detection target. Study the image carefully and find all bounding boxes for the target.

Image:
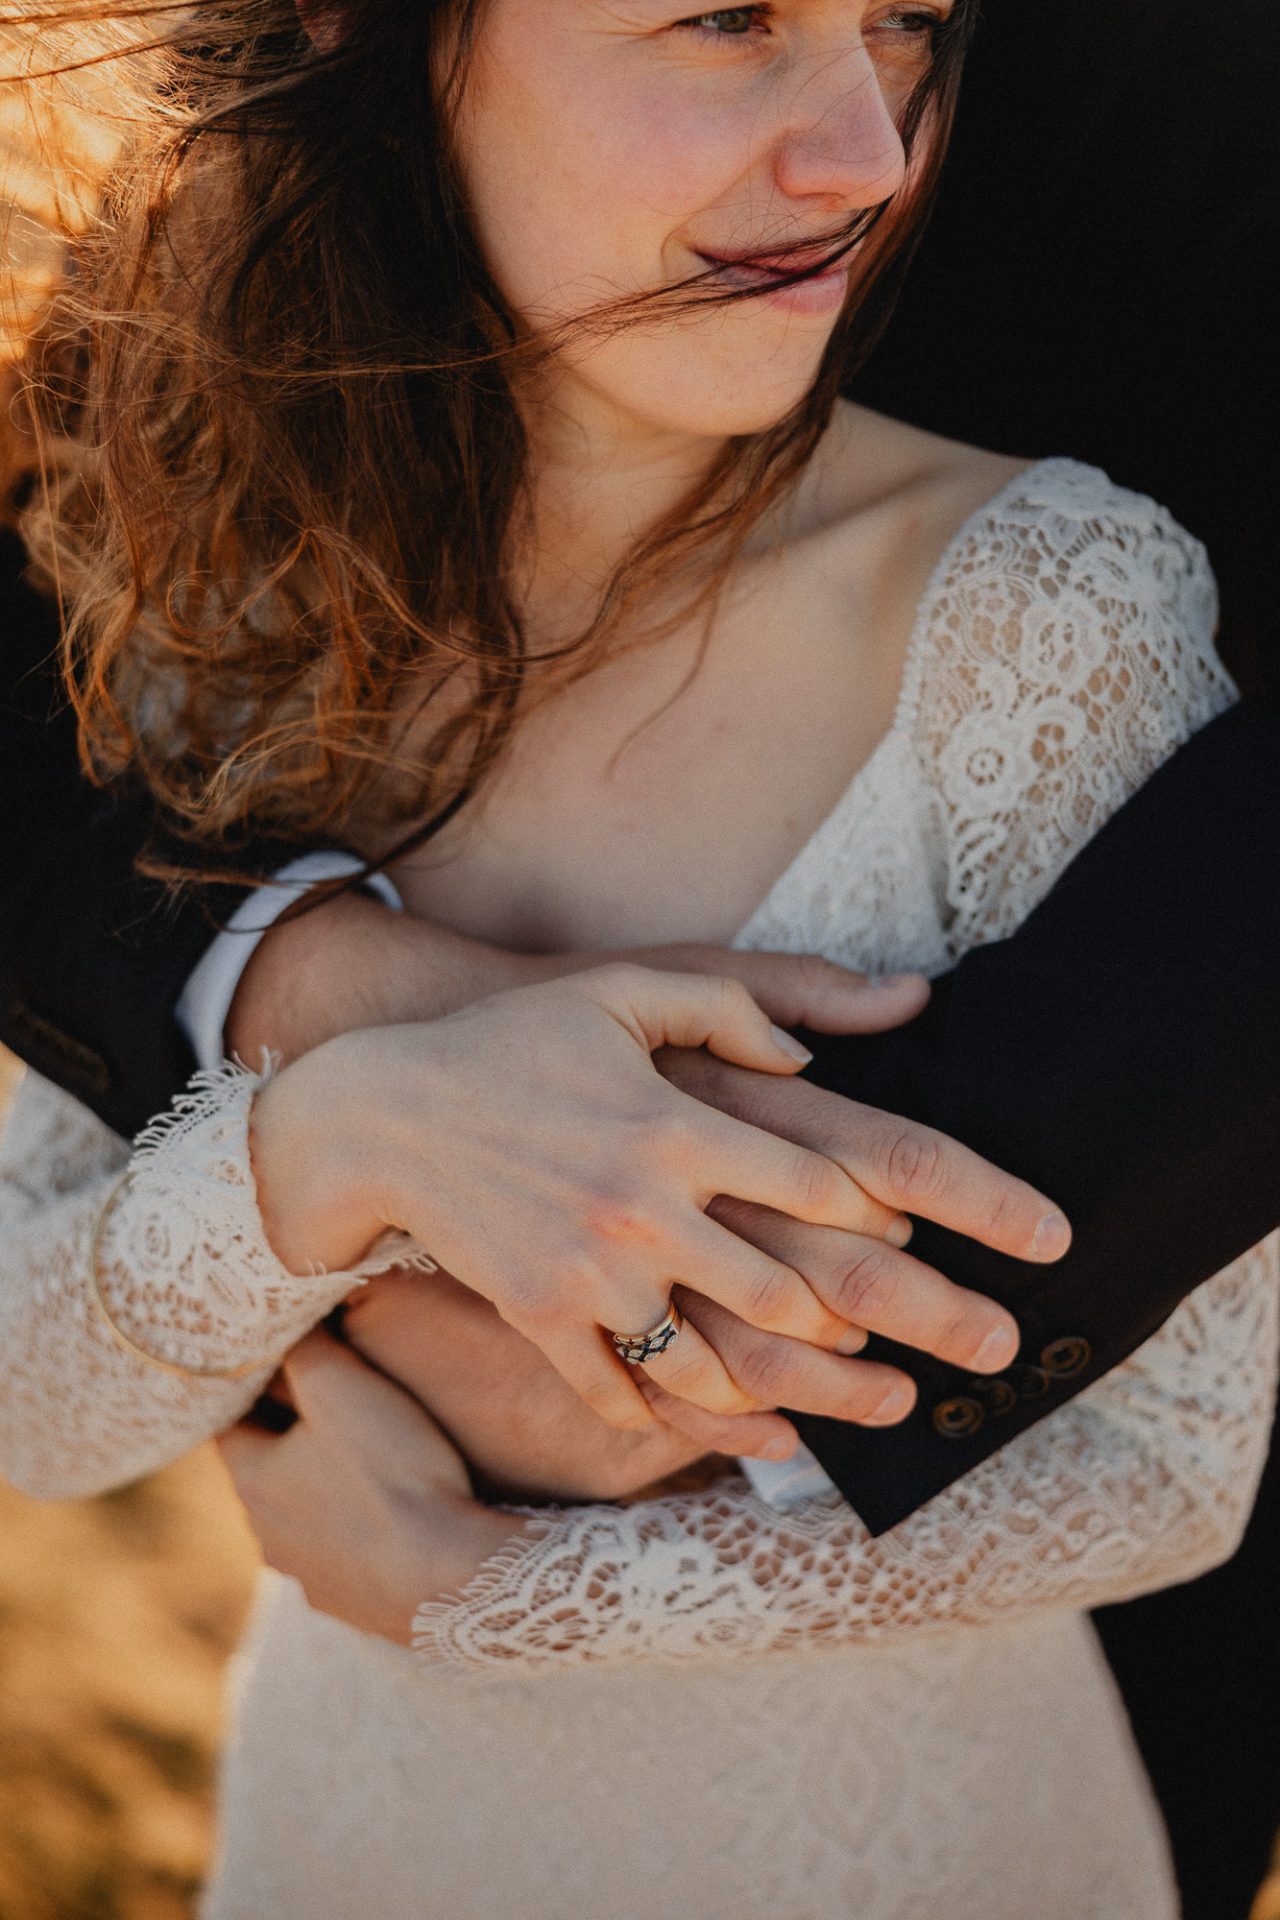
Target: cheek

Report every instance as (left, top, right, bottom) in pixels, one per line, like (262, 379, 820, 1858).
(461, 60, 750, 316)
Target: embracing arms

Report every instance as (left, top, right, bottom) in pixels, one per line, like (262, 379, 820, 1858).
(4, 525, 1280, 1525)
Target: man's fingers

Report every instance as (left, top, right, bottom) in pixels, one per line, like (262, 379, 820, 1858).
(657, 1055, 1070, 1265)
(672, 1212, 852, 1347)
(841, 1110, 1071, 1262)
(634, 1373, 801, 1462)
(706, 1198, 1020, 1373)
(215, 1421, 275, 1498)
(678, 1293, 916, 1427)
(533, 1330, 658, 1432)
(278, 1325, 384, 1422)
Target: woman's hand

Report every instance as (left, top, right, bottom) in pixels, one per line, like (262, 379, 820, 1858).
(217, 1330, 524, 1647)
(249, 963, 916, 1430)
(250, 963, 1055, 1435)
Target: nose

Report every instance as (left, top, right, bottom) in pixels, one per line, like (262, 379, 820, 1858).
(773, 45, 908, 210)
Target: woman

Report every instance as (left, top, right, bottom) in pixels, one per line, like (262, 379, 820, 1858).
(1, 2, 1275, 1915)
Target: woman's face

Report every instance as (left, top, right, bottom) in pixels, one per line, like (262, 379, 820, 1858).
(455, 1, 949, 444)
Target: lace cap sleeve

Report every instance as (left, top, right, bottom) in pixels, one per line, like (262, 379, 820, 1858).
(906, 458, 1237, 951)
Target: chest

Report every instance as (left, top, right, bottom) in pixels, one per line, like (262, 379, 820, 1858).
(392, 556, 911, 953)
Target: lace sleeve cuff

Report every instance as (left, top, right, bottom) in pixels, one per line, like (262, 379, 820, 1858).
(96, 1058, 435, 1379)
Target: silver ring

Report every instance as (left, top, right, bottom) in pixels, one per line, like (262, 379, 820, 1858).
(609, 1304, 684, 1366)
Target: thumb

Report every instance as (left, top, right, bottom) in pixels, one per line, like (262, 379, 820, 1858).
(708, 953, 931, 1036)
(279, 1325, 391, 1423)
(587, 964, 819, 1075)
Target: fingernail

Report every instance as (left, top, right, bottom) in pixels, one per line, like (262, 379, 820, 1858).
(972, 1325, 1019, 1372)
(867, 1383, 914, 1425)
(871, 973, 924, 989)
(1032, 1211, 1071, 1259)
(835, 1328, 867, 1356)
(762, 1434, 799, 1462)
(769, 1023, 813, 1065)
(886, 1215, 913, 1248)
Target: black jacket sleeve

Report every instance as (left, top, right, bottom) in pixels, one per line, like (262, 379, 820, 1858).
(0, 529, 252, 1135)
(794, 701, 1280, 1533)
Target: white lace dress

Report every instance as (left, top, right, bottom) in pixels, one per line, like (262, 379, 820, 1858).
(2, 460, 1276, 1920)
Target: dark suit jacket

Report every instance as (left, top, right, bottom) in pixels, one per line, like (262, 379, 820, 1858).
(793, 702, 1280, 1527)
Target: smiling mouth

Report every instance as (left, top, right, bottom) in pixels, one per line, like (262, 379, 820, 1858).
(693, 247, 850, 290)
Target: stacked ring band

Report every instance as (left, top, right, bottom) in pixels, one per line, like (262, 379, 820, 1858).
(609, 1304, 684, 1366)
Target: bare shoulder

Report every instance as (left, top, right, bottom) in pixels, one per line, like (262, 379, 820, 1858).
(780, 403, 1036, 688)
(811, 402, 1033, 555)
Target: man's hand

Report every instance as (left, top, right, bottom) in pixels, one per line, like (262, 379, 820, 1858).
(341, 1268, 729, 1503)
(219, 1330, 524, 1644)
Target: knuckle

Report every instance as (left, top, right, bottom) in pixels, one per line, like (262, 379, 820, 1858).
(732, 1334, 793, 1404)
(791, 1149, 840, 1215)
(744, 1263, 795, 1329)
(577, 1180, 657, 1249)
(883, 1126, 945, 1200)
(979, 1180, 1028, 1246)
(714, 974, 758, 1020)
(829, 1244, 899, 1324)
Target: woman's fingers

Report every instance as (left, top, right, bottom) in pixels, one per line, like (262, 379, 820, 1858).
(684, 1095, 907, 1239)
(613, 1307, 759, 1418)
(676, 1292, 916, 1427)
(707, 1196, 1020, 1373)
(671, 1211, 853, 1348)
(627, 945, 932, 1037)
(579, 963, 819, 1075)
(530, 1325, 659, 1432)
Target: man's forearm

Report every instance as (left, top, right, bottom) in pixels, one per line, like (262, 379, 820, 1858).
(793, 701, 1280, 1530)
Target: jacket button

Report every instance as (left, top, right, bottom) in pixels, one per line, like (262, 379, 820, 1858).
(933, 1396, 985, 1439)
(967, 1376, 1018, 1417)
(1007, 1363, 1052, 1400)
(1040, 1336, 1092, 1379)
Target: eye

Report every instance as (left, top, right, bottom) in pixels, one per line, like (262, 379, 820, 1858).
(869, 8, 948, 44)
(677, 7, 772, 41)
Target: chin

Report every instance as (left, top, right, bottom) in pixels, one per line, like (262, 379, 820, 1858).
(648, 386, 820, 440)
(616, 355, 827, 440)
(622, 317, 836, 440)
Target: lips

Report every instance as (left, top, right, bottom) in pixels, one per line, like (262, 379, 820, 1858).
(694, 245, 848, 290)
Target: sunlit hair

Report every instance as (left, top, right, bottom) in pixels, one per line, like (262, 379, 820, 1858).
(3, 0, 975, 875)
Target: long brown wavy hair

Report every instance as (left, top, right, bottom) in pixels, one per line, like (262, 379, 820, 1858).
(4, 0, 976, 876)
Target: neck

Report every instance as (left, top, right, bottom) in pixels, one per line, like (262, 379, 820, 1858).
(518, 375, 730, 642)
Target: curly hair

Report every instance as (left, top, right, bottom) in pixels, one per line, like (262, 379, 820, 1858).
(3, 0, 976, 876)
